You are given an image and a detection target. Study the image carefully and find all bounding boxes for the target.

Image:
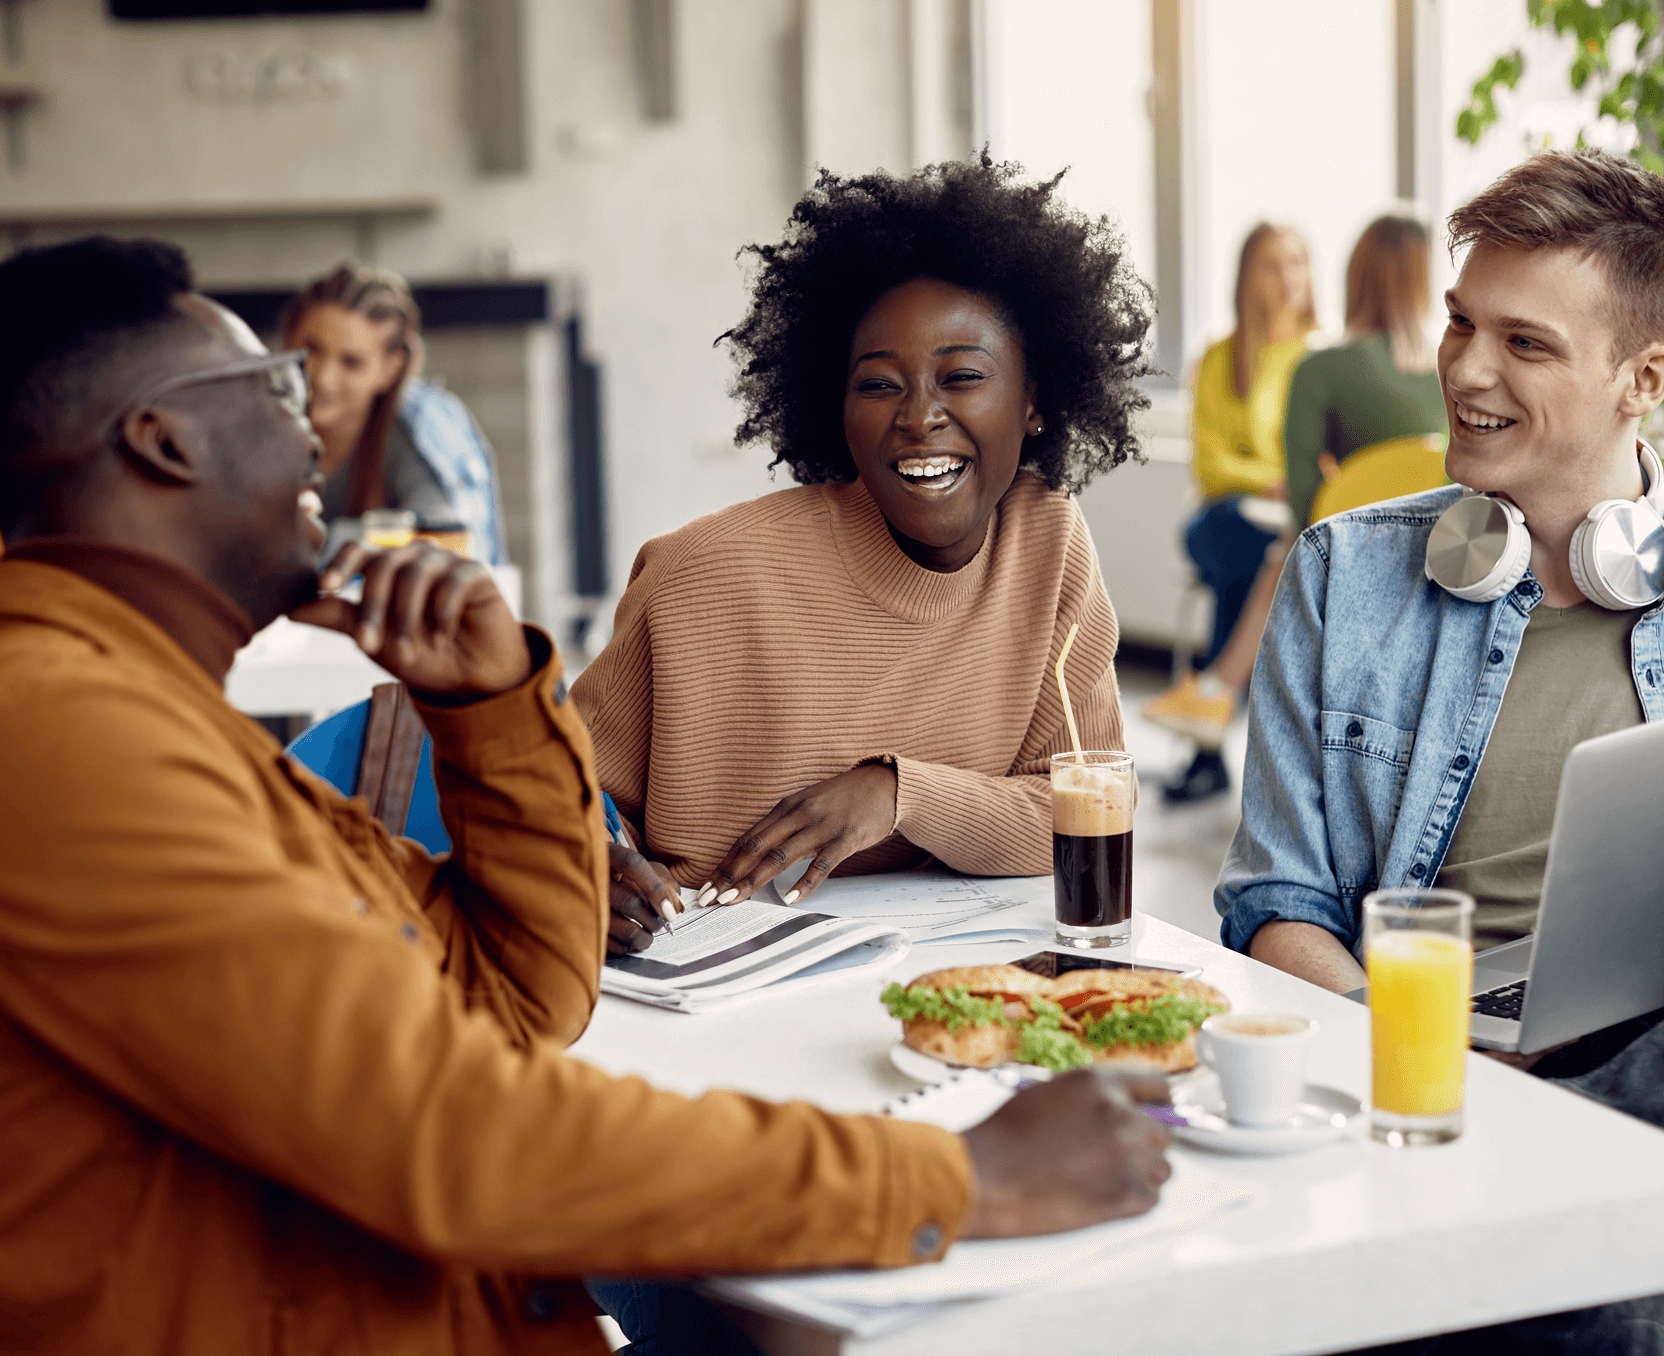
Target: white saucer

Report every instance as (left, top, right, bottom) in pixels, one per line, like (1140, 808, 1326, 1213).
(1169, 1073, 1363, 1155)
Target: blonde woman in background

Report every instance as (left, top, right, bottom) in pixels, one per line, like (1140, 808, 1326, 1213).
(282, 264, 507, 564)
(1283, 214, 1446, 529)
(1145, 223, 1315, 803)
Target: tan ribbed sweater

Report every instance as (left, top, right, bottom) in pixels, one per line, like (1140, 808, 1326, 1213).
(573, 471, 1124, 883)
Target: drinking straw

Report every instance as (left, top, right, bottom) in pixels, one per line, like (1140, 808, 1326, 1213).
(1054, 622, 1085, 764)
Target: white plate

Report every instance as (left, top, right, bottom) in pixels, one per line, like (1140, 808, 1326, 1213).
(889, 1039, 1212, 1091)
(888, 1040, 1055, 1085)
(1170, 1073, 1363, 1155)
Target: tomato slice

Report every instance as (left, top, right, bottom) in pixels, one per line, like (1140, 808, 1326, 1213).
(1072, 996, 1151, 1023)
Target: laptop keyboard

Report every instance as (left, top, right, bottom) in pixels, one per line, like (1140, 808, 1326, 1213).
(1472, 979, 1527, 1020)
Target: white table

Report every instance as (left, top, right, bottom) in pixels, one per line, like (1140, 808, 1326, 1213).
(570, 910, 1664, 1356)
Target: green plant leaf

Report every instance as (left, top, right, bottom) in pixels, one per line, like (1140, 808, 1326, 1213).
(1460, 1, 1664, 152)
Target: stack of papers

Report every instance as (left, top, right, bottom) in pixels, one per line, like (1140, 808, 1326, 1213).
(783, 870, 1056, 946)
(703, 1070, 1259, 1335)
(704, 1070, 1259, 1334)
(704, 1156, 1258, 1337)
(601, 898, 909, 1013)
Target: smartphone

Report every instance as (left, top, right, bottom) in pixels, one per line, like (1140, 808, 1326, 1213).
(1011, 950, 1201, 980)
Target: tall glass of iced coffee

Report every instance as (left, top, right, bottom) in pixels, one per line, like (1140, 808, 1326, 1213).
(1050, 751, 1135, 947)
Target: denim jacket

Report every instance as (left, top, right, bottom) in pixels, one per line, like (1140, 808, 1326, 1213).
(1216, 484, 1664, 956)
(399, 379, 509, 566)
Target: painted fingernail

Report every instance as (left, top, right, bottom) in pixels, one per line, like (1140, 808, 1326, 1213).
(359, 625, 380, 650)
(716, 888, 739, 904)
(783, 890, 800, 904)
(657, 897, 677, 922)
(696, 887, 717, 906)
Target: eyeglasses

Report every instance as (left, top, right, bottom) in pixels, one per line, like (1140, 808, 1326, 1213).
(109, 349, 311, 436)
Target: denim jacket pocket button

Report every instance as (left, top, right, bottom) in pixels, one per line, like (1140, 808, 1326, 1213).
(1488, 648, 1504, 664)
(1346, 720, 1363, 738)
(1454, 755, 1470, 770)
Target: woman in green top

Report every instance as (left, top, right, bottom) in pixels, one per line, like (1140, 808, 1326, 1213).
(1284, 214, 1447, 528)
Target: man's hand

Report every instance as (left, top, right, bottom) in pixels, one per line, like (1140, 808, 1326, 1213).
(960, 1068, 1172, 1238)
(607, 843, 683, 956)
(695, 763, 898, 907)
(289, 542, 531, 698)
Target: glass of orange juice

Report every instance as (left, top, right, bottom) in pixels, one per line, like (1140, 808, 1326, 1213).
(1364, 888, 1474, 1146)
(361, 509, 418, 549)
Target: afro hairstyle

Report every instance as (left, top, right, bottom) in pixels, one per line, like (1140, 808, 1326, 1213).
(722, 153, 1155, 494)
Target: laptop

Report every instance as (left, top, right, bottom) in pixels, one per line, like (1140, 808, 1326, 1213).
(1346, 720, 1664, 1054)
(1470, 719, 1664, 1052)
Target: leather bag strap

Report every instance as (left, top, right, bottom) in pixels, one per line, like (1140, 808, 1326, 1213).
(356, 682, 426, 838)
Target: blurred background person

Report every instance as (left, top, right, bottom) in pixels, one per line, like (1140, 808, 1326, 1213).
(1284, 213, 1447, 530)
(281, 263, 507, 565)
(1143, 223, 1314, 804)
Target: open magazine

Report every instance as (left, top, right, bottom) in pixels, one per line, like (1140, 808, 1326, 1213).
(782, 870, 1055, 945)
(601, 896, 910, 1013)
(600, 868, 1057, 1013)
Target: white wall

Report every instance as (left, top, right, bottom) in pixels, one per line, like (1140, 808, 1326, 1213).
(5, 2, 466, 214)
(984, 0, 1155, 287)
(4, 0, 1567, 643)
(1190, 0, 1397, 356)
(4, 0, 806, 615)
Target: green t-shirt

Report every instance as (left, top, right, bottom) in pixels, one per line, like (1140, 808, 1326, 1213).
(1435, 600, 1646, 949)
(1284, 333, 1447, 528)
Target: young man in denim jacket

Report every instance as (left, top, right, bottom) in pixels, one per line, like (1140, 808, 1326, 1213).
(1217, 150, 1664, 1073)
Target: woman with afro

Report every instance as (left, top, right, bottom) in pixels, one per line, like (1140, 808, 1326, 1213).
(573, 155, 1154, 952)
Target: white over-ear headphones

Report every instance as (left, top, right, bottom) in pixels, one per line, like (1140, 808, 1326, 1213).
(1424, 442, 1664, 609)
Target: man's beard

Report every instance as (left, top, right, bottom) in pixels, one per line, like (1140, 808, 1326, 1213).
(215, 535, 320, 631)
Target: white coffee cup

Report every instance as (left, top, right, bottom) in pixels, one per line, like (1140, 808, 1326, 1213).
(1195, 1013, 1315, 1127)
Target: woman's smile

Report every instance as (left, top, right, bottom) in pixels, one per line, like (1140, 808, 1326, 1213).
(844, 277, 1038, 572)
(892, 452, 970, 489)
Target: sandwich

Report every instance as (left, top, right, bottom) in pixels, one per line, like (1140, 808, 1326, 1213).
(1045, 970, 1229, 1073)
(880, 965, 1053, 1069)
(881, 964, 1230, 1073)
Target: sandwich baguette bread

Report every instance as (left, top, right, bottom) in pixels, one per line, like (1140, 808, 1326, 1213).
(1045, 971, 1230, 1073)
(882, 964, 1229, 1073)
(882, 965, 1051, 1067)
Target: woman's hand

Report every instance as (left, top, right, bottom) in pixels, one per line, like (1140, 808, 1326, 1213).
(290, 541, 530, 698)
(696, 763, 899, 908)
(607, 843, 683, 956)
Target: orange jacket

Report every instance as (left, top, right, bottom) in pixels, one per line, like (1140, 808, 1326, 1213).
(0, 562, 969, 1354)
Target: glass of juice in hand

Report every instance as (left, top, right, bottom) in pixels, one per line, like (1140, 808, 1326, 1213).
(1051, 751, 1135, 948)
(1365, 888, 1474, 1146)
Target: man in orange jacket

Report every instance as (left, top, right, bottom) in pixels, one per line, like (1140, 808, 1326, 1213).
(0, 236, 1172, 1354)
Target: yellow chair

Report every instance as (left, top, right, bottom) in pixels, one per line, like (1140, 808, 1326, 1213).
(1309, 432, 1450, 522)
